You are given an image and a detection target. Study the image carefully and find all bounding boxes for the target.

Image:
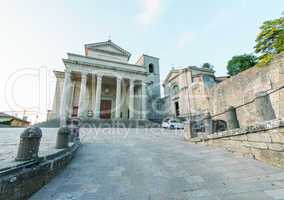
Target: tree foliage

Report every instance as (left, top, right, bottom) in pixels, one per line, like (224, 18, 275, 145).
(226, 54, 258, 76)
(254, 16, 284, 66)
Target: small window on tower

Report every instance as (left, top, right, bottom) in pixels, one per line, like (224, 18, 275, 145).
(149, 63, 154, 73)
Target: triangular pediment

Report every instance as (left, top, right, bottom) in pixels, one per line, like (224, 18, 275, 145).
(164, 69, 181, 83)
(85, 40, 131, 59)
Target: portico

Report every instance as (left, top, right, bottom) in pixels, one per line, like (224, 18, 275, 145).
(59, 70, 147, 120)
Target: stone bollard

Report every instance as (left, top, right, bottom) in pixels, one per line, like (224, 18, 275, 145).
(55, 127, 70, 149)
(203, 113, 213, 134)
(255, 92, 276, 123)
(226, 106, 240, 129)
(68, 118, 80, 143)
(16, 127, 42, 161)
(69, 127, 80, 143)
(183, 121, 193, 140)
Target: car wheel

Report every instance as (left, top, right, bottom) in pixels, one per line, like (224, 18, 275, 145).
(170, 125, 174, 129)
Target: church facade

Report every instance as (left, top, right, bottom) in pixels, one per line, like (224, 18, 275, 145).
(48, 40, 161, 121)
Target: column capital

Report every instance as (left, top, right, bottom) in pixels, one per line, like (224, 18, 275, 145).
(65, 68, 72, 74)
(97, 74, 103, 81)
(81, 71, 88, 78)
(129, 79, 135, 84)
(141, 80, 147, 86)
(116, 76, 122, 81)
(65, 70, 72, 78)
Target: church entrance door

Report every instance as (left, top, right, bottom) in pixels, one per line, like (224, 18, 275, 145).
(100, 100, 112, 119)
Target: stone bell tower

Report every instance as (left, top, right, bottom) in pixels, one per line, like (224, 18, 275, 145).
(136, 54, 162, 122)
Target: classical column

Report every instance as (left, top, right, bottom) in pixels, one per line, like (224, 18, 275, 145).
(68, 81, 75, 118)
(141, 81, 147, 119)
(95, 75, 102, 119)
(59, 70, 71, 125)
(121, 80, 127, 119)
(78, 72, 88, 118)
(115, 77, 122, 119)
(129, 79, 135, 119)
(92, 74, 96, 118)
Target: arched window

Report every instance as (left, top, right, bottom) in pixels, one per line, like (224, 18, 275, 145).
(149, 63, 154, 73)
(172, 84, 179, 95)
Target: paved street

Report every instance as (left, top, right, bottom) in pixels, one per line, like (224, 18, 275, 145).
(31, 129, 284, 200)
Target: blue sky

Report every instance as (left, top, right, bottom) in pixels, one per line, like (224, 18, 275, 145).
(0, 0, 283, 122)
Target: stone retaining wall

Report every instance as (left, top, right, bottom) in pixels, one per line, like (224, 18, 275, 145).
(0, 142, 80, 200)
(191, 119, 284, 168)
(207, 53, 284, 127)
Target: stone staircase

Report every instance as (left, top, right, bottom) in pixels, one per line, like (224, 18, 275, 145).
(34, 118, 160, 128)
(33, 118, 61, 128)
(79, 119, 160, 128)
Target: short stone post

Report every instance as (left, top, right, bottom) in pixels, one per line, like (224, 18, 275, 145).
(184, 121, 193, 140)
(68, 118, 80, 143)
(226, 106, 240, 129)
(255, 92, 276, 123)
(16, 127, 42, 161)
(203, 112, 213, 134)
(55, 127, 70, 149)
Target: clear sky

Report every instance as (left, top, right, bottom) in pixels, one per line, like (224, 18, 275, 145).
(0, 0, 283, 122)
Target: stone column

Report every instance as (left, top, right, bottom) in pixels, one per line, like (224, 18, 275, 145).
(59, 70, 71, 125)
(255, 92, 276, 122)
(129, 79, 135, 119)
(68, 81, 75, 118)
(92, 74, 97, 118)
(95, 75, 102, 119)
(226, 106, 239, 129)
(115, 77, 122, 119)
(141, 81, 147, 120)
(78, 72, 88, 118)
(121, 80, 127, 119)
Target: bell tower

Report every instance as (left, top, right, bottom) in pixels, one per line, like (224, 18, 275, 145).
(136, 55, 162, 122)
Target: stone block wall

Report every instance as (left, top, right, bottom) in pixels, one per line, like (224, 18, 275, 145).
(206, 52, 284, 127)
(193, 119, 284, 168)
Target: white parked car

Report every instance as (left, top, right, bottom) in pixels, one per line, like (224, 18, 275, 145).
(162, 119, 184, 129)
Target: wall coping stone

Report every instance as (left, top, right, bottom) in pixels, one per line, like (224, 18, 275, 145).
(0, 142, 78, 177)
(0, 142, 80, 199)
(194, 119, 284, 142)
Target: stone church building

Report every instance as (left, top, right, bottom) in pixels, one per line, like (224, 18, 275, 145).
(162, 66, 228, 120)
(48, 40, 161, 122)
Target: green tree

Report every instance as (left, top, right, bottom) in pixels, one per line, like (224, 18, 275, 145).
(201, 62, 214, 69)
(254, 15, 284, 66)
(226, 54, 258, 76)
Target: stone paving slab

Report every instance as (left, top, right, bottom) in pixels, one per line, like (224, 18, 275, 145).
(31, 128, 284, 200)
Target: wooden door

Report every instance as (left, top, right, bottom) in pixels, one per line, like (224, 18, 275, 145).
(72, 106, 78, 117)
(100, 100, 112, 119)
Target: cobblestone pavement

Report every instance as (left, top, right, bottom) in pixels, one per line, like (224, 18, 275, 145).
(31, 128, 284, 200)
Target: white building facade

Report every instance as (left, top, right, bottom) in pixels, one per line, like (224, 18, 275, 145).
(48, 40, 161, 121)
